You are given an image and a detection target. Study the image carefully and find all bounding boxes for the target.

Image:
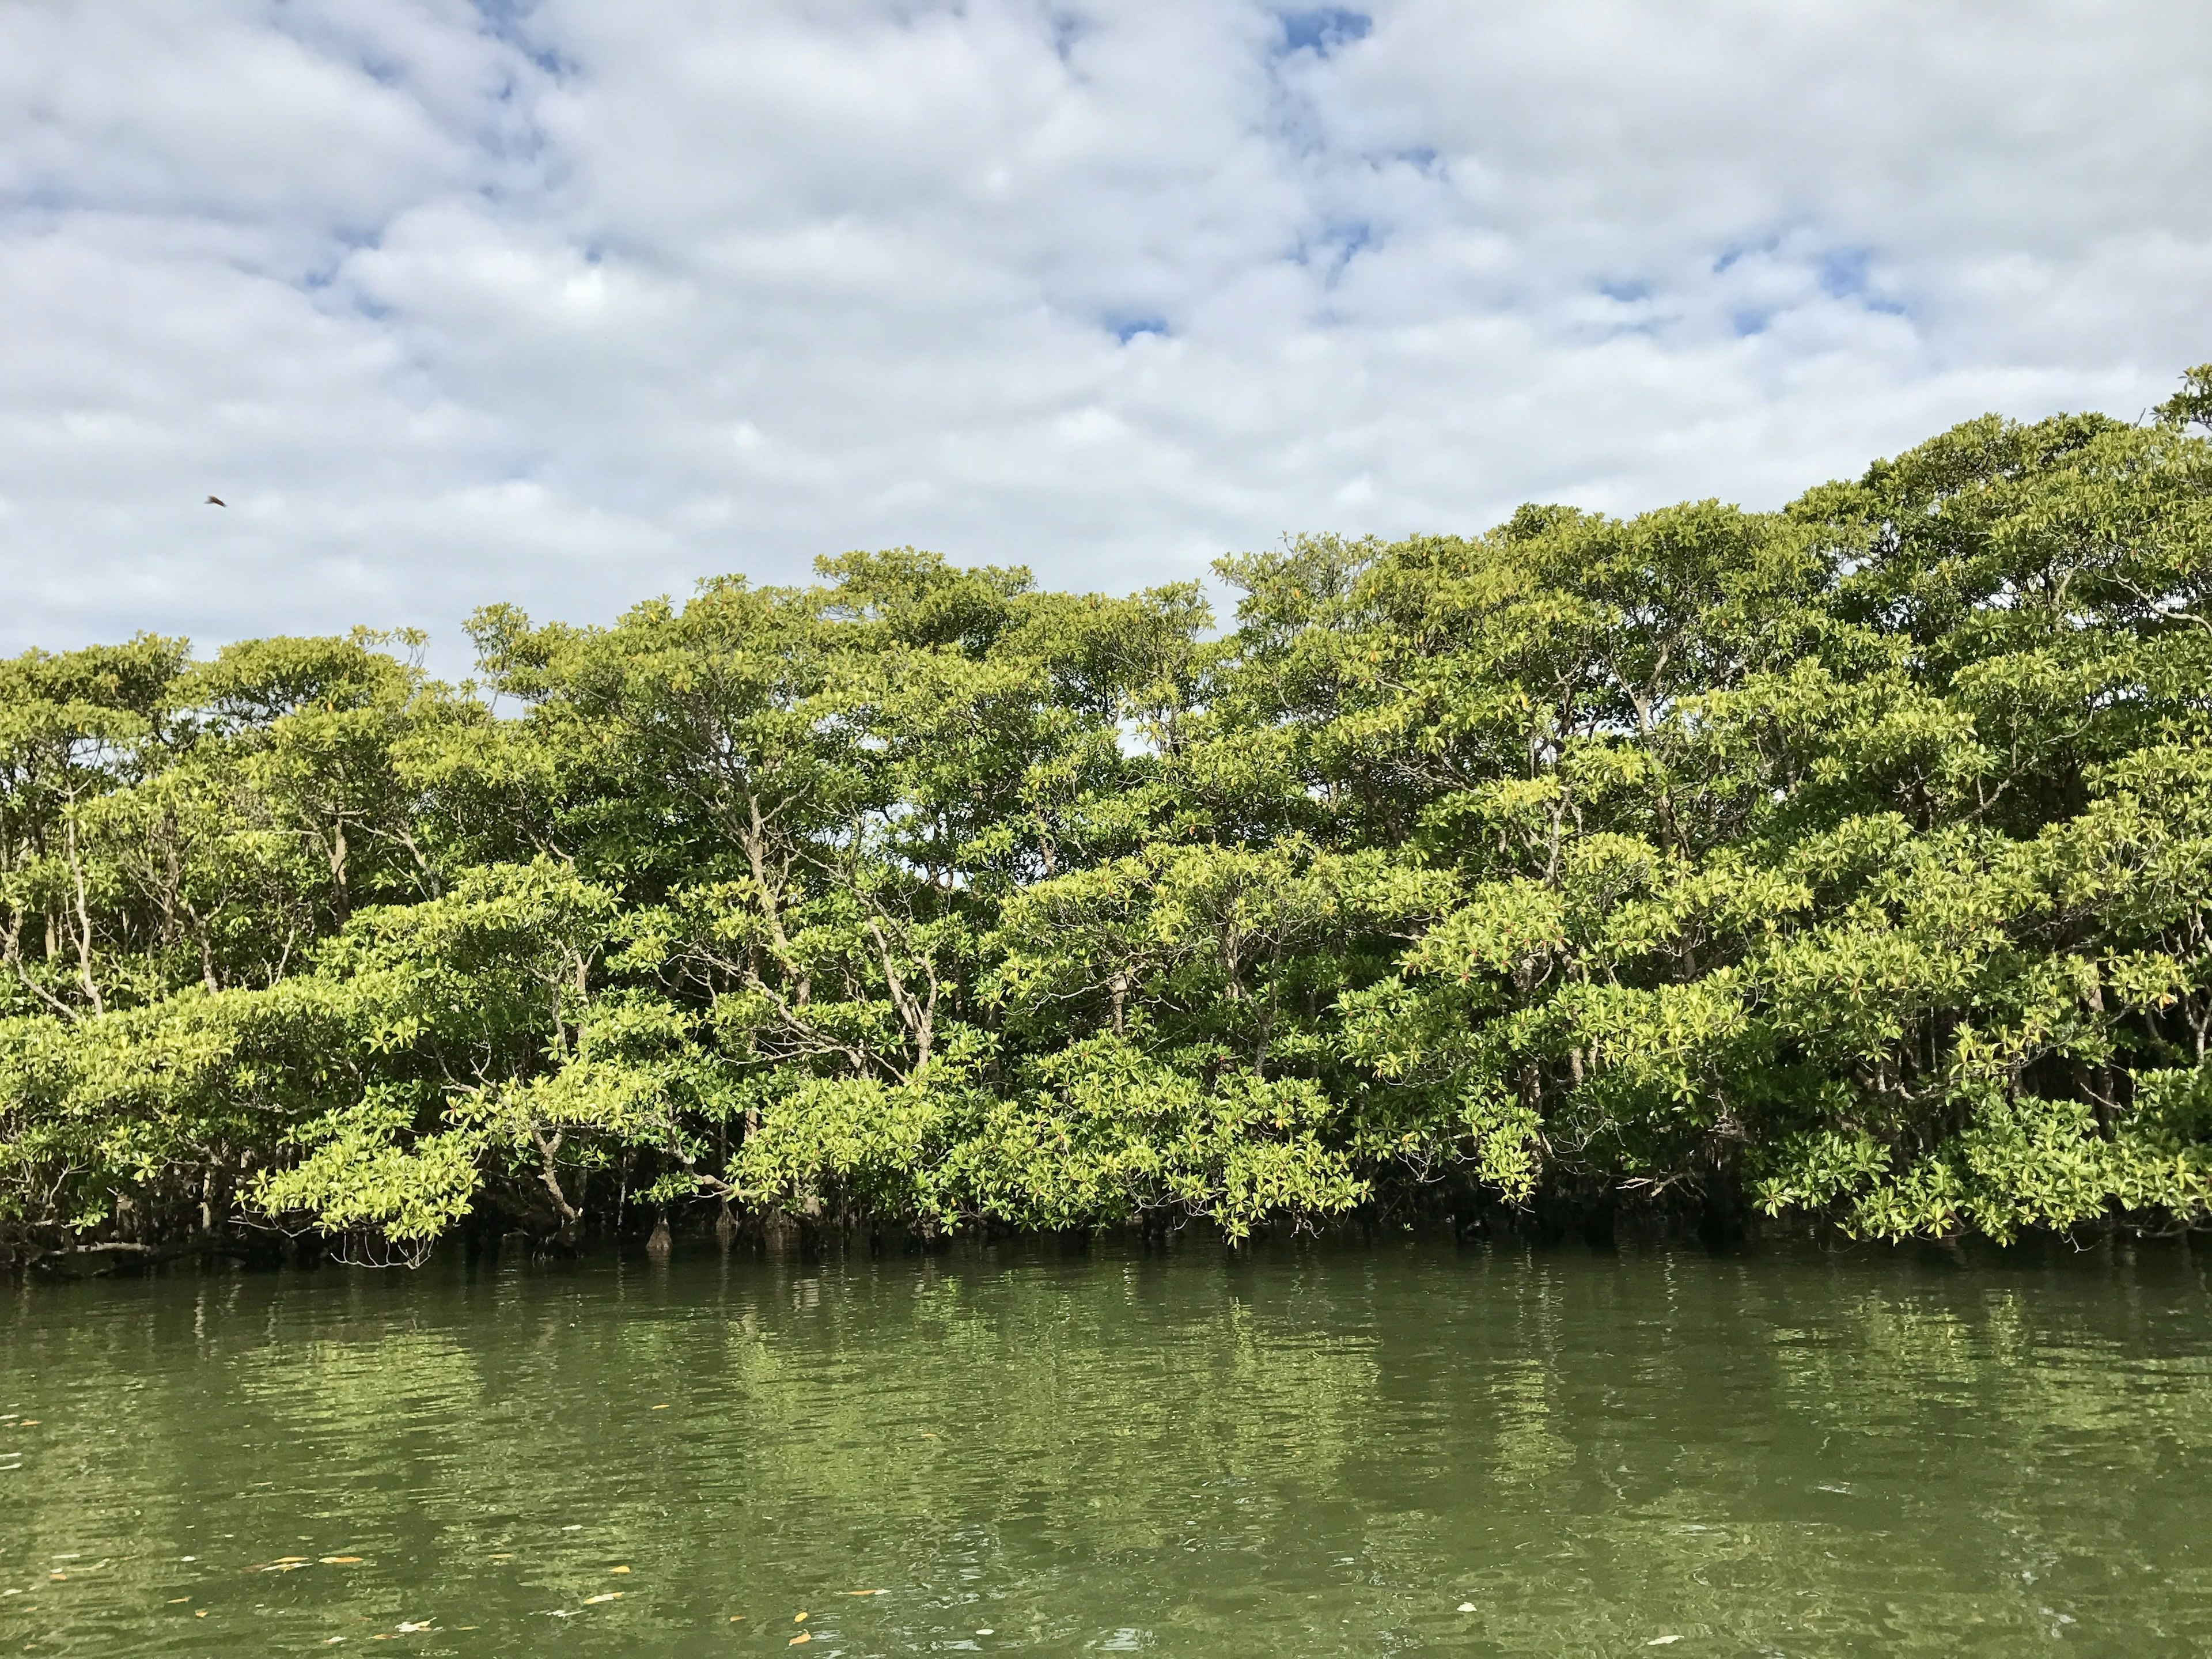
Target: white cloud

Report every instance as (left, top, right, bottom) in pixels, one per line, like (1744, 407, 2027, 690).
(1, 0, 2206, 669)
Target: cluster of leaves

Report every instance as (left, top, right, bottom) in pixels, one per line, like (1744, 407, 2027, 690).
(6, 375, 2212, 1260)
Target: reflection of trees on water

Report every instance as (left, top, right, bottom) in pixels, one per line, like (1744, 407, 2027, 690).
(3, 1248, 2210, 1654)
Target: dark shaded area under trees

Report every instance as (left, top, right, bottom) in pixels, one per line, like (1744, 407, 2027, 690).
(6, 371, 2212, 1268)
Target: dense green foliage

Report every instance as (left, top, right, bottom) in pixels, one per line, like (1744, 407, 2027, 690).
(7, 376, 2212, 1262)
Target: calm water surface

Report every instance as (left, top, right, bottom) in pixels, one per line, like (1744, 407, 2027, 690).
(2, 1240, 2210, 1656)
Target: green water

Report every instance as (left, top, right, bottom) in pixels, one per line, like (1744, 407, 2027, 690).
(2, 1242, 2210, 1657)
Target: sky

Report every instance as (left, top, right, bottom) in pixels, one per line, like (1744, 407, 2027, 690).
(3, 0, 2208, 669)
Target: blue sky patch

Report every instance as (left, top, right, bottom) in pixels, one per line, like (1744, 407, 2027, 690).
(471, 0, 571, 79)
(1279, 9, 1372, 56)
(1049, 10, 1089, 63)
(1817, 247, 1872, 299)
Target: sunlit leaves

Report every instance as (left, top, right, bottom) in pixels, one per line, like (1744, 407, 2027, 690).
(5, 373, 2212, 1257)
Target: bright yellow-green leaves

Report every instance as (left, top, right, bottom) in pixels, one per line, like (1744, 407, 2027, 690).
(4, 375, 2212, 1260)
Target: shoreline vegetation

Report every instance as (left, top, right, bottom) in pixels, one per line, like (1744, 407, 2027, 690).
(6, 370, 2212, 1271)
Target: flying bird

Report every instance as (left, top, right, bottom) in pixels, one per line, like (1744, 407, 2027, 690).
(205, 495, 225, 506)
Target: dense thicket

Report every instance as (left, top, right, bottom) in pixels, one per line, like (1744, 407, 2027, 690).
(7, 374, 2212, 1264)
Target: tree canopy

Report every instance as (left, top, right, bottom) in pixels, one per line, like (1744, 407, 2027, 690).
(7, 376, 2212, 1263)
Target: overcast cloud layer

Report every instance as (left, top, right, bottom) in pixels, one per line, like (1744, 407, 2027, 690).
(4, 0, 2208, 664)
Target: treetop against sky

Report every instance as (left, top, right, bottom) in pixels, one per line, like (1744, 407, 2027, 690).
(4, 376, 2211, 1258)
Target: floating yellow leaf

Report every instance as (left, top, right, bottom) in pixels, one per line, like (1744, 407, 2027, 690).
(789, 1635, 811, 1646)
(276, 1556, 310, 1564)
(583, 1592, 623, 1604)
(846, 1588, 888, 1596)
(611, 1565, 631, 1574)
(794, 1611, 809, 1622)
(195, 1609, 207, 1618)
(168, 1597, 190, 1605)
(652, 1404, 670, 1410)
(323, 1556, 363, 1565)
